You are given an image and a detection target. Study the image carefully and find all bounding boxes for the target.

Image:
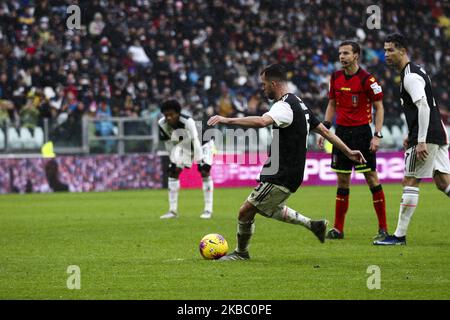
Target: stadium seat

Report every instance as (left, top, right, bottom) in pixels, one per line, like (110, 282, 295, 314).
(7, 127, 22, 149)
(390, 125, 404, 149)
(20, 127, 36, 149)
(401, 124, 408, 138)
(381, 125, 394, 149)
(0, 128, 5, 149)
(33, 127, 45, 147)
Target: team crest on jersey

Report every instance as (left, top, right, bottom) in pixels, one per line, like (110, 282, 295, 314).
(352, 95, 358, 105)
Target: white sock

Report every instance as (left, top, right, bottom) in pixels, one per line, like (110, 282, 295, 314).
(272, 206, 312, 229)
(168, 178, 180, 213)
(394, 186, 419, 238)
(202, 177, 214, 212)
(445, 184, 450, 198)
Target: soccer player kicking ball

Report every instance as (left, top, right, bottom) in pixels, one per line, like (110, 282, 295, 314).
(158, 100, 215, 219)
(374, 33, 450, 245)
(207, 64, 366, 260)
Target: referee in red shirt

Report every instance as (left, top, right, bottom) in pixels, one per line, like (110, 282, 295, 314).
(318, 41, 388, 240)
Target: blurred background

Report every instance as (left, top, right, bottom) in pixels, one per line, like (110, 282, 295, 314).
(0, 0, 449, 193)
(1, 0, 449, 154)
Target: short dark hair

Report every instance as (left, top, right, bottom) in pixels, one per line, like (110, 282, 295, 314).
(339, 40, 360, 55)
(385, 33, 407, 49)
(160, 99, 181, 114)
(260, 64, 287, 82)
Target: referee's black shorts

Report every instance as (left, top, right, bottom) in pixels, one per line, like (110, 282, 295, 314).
(331, 124, 377, 173)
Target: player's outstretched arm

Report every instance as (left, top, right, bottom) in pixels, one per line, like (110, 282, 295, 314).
(313, 123, 367, 164)
(207, 114, 274, 128)
(317, 99, 336, 149)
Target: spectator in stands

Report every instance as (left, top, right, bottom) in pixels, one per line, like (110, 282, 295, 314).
(20, 89, 40, 130)
(216, 83, 236, 118)
(89, 12, 105, 38)
(95, 97, 115, 153)
(0, 100, 13, 125)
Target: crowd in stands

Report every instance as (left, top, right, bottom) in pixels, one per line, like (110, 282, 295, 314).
(0, 0, 449, 150)
(0, 153, 162, 193)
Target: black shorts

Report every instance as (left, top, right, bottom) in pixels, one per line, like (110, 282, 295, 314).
(168, 162, 211, 175)
(331, 124, 377, 173)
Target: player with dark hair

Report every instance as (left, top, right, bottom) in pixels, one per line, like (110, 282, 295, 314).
(318, 41, 388, 240)
(207, 64, 366, 260)
(158, 99, 215, 219)
(374, 33, 450, 245)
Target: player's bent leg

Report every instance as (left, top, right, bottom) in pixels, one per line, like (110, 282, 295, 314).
(337, 173, 351, 189)
(364, 170, 380, 188)
(161, 165, 182, 219)
(269, 206, 328, 243)
(432, 144, 450, 197)
(395, 177, 420, 237)
(249, 183, 328, 243)
(219, 201, 256, 261)
(198, 164, 214, 218)
(328, 173, 350, 239)
(364, 171, 388, 239)
(433, 171, 450, 198)
(374, 177, 419, 245)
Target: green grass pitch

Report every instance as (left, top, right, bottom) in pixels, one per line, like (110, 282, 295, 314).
(1, 184, 449, 299)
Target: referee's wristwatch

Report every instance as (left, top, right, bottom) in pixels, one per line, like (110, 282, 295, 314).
(374, 131, 383, 138)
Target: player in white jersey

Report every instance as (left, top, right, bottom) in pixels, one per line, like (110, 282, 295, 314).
(374, 33, 450, 245)
(158, 100, 214, 219)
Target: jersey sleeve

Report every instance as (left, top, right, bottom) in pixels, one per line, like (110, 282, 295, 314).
(158, 119, 170, 141)
(184, 118, 200, 139)
(263, 101, 293, 128)
(185, 118, 203, 162)
(308, 109, 321, 130)
(328, 73, 336, 99)
(364, 75, 384, 101)
(403, 73, 426, 103)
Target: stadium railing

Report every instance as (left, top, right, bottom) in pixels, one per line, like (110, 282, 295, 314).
(1, 118, 449, 156)
(0, 116, 159, 155)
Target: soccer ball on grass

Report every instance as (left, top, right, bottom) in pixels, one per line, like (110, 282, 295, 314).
(199, 233, 228, 260)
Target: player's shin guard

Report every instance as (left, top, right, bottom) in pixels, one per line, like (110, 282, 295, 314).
(236, 220, 255, 253)
(444, 184, 450, 198)
(271, 206, 312, 229)
(168, 177, 180, 213)
(202, 177, 214, 212)
(334, 188, 349, 233)
(371, 185, 388, 230)
(394, 186, 419, 237)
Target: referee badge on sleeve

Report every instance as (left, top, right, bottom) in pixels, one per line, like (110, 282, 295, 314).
(370, 82, 382, 94)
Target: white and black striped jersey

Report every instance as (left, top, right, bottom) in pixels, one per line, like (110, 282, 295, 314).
(158, 113, 203, 162)
(400, 62, 448, 147)
(259, 93, 321, 192)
